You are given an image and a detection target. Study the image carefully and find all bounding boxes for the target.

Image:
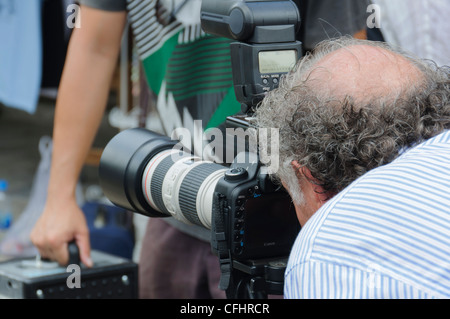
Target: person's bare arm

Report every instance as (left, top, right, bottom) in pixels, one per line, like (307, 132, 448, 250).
(31, 6, 127, 266)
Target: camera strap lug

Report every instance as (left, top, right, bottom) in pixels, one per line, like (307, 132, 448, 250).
(217, 251, 232, 291)
(211, 193, 233, 291)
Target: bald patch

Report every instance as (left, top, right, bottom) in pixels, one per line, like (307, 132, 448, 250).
(302, 44, 423, 103)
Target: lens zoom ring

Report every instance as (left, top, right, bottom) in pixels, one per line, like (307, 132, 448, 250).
(179, 163, 223, 226)
(150, 155, 177, 215)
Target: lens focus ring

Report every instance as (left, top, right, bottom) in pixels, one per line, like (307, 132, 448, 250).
(150, 155, 176, 215)
(179, 163, 225, 226)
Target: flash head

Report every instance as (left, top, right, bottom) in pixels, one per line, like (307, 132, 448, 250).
(200, 0, 301, 43)
(201, 0, 303, 113)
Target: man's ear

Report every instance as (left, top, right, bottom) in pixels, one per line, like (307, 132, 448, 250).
(291, 161, 330, 204)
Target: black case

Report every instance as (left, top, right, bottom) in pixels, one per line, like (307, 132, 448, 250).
(0, 250, 138, 299)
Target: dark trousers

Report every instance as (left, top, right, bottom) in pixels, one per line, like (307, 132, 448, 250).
(138, 218, 225, 299)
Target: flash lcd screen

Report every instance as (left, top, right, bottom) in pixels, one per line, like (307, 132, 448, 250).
(258, 50, 297, 74)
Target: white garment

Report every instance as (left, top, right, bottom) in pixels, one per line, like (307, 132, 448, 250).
(0, 0, 42, 113)
(373, 0, 450, 67)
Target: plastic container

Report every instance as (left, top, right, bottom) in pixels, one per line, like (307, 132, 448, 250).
(0, 180, 12, 230)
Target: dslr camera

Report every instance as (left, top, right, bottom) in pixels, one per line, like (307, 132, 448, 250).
(99, 0, 302, 299)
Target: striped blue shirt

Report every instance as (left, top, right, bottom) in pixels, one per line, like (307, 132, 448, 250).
(284, 130, 450, 299)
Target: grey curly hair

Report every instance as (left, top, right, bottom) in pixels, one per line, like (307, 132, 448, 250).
(254, 37, 450, 205)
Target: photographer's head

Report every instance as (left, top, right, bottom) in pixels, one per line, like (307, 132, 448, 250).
(255, 37, 450, 226)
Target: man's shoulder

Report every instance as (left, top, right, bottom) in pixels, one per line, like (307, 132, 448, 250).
(402, 130, 450, 155)
(308, 130, 450, 235)
(293, 130, 450, 246)
(286, 130, 450, 298)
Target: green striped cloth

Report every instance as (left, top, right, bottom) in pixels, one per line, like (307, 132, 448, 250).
(127, 0, 241, 131)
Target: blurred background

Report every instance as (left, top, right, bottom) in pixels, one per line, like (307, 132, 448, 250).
(0, 0, 448, 263)
(0, 0, 151, 262)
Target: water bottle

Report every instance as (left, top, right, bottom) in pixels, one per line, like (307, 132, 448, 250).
(0, 180, 13, 231)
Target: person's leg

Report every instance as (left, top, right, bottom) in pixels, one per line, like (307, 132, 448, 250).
(138, 218, 225, 299)
(205, 246, 226, 299)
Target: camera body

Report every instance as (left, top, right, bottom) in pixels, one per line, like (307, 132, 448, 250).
(211, 152, 299, 262)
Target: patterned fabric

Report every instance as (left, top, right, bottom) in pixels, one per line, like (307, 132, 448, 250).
(126, 0, 241, 132)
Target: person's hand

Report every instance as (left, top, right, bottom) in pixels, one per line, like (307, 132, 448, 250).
(31, 196, 93, 267)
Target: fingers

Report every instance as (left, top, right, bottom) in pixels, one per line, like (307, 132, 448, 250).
(32, 232, 93, 267)
(31, 230, 69, 265)
(50, 240, 70, 266)
(30, 210, 93, 267)
(75, 233, 93, 268)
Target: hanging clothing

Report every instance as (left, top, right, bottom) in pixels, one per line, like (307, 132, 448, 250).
(373, 0, 450, 67)
(0, 0, 42, 114)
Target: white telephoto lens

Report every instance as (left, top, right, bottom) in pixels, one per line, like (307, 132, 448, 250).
(142, 149, 226, 228)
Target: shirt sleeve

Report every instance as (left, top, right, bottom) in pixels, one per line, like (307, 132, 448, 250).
(284, 260, 437, 299)
(77, 0, 127, 12)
